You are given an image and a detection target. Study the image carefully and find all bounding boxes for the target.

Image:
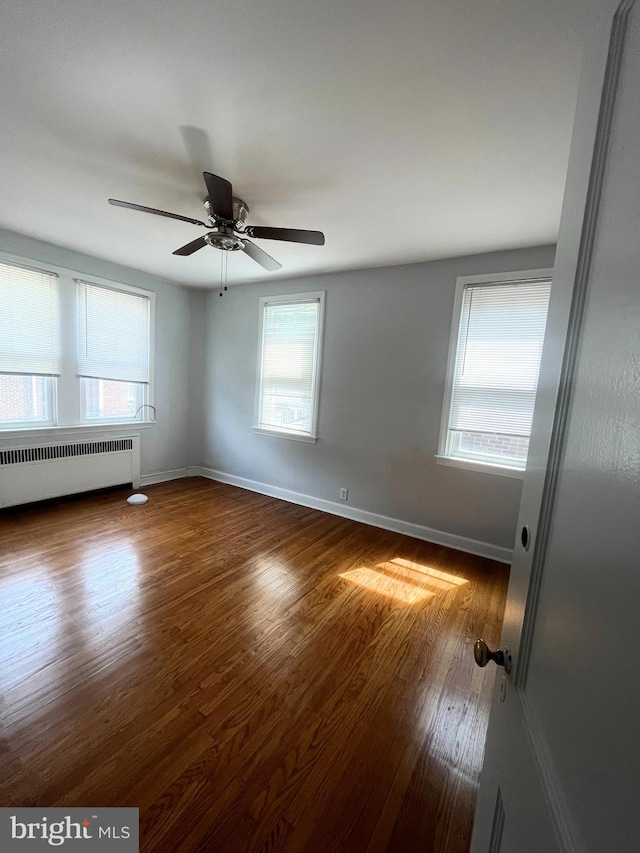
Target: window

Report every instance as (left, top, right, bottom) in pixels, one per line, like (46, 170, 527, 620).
(438, 270, 552, 476)
(0, 375, 55, 427)
(254, 292, 325, 441)
(0, 253, 154, 432)
(81, 379, 146, 421)
(77, 280, 152, 422)
(0, 261, 60, 427)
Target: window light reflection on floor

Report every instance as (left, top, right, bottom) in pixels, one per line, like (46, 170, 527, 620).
(339, 557, 468, 604)
(390, 558, 468, 586)
(339, 567, 433, 604)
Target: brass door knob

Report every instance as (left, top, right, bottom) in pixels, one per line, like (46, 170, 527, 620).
(474, 639, 511, 672)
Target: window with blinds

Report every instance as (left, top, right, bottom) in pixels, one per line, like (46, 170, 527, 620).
(77, 280, 153, 422)
(0, 260, 60, 426)
(0, 256, 155, 431)
(255, 293, 325, 440)
(441, 275, 552, 471)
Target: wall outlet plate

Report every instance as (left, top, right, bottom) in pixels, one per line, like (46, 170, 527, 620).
(339, 488, 348, 501)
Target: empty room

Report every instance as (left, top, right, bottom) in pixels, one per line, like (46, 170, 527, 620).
(1, 1, 638, 851)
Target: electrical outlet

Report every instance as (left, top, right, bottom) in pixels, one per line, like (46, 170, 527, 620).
(339, 488, 348, 501)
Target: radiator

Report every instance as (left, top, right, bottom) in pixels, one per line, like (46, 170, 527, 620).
(0, 436, 140, 509)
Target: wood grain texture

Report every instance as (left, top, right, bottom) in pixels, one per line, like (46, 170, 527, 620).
(0, 478, 509, 852)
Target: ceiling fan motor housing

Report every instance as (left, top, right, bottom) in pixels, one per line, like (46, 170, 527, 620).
(204, 195, 249, 226)
(232, 197, 249, 224)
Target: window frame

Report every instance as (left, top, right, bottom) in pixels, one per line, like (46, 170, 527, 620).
(437, 268, 553, 478)
(253, 291, 325, 443)
(0, 250, 155, 435)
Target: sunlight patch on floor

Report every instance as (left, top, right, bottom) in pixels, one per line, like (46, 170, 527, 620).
(390, 558, 468, 586)
(339, 557, 468, 603)
(339, 567, 434, 604)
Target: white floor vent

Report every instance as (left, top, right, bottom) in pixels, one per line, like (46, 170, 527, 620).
(0, 435, 140, 509)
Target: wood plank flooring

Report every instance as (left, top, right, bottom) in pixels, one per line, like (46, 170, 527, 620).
(0, 478, 509, 852)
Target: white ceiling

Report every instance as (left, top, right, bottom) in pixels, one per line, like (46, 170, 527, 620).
(1, 0, 594, 288)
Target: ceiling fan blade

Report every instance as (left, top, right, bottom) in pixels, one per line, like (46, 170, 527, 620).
(172, 236, 209, 256)
(245, 226, 325, 246)
(108, 198, 206, 227)
(241, 239, 282, 272)
(203, 172, 234, 220)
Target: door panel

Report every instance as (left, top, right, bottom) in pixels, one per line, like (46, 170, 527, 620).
(471, 1, 639, 850)
(473, 689, 561, 853)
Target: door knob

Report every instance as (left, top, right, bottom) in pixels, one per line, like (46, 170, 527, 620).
(474, 639, 511, 672)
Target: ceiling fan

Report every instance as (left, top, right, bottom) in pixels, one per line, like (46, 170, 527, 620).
(108, 172, 325, 272)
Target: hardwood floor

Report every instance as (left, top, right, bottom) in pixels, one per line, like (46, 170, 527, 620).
(0, 478, 509, 852)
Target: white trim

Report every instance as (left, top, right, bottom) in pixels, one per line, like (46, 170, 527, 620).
(252, 427, 318, 443)
(139, 466, 201, 486)
(73, 275, 154, 301)
(139, 467, 190, 486)
(254, 291, 325, 441)
(438, 267, 554, 474)
(0, 422, 154, 442)
(455, 268, 554, 288)
(435, 454, 525, 479)
(200, 467, 513, 564)
(0, 256, 60, 278)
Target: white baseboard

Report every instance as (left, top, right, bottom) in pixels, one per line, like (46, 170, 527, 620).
(200, 467, 512, 564)
(140, 467, 196, 487)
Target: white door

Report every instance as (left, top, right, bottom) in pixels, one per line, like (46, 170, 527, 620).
(471, 1, 640, 851)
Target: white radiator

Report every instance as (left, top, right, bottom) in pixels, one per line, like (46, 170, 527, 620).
(0, 436, 140, 509)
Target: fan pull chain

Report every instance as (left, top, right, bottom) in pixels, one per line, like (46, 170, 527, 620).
(219, 250, 229, 297)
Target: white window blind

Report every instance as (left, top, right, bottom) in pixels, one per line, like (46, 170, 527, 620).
(445, 279, 551, 468)
(0, 261, 61, 376)
(256, 296, 323, 437)
(77, 281, 150, 383)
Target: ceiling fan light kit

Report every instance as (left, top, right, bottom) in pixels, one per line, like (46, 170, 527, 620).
(204, 231, 245, 252)
(108, 171, 325, 274)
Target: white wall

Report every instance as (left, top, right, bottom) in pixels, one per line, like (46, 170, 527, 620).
(201, 245, 556, 554)
(0, 228, 201, 479)
(186, 289, 207, 468)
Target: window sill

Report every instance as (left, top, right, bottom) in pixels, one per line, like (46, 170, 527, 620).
(0, 422, 155, 441)
(435, 454, 525, 479)
(252, 427, 318, 444)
